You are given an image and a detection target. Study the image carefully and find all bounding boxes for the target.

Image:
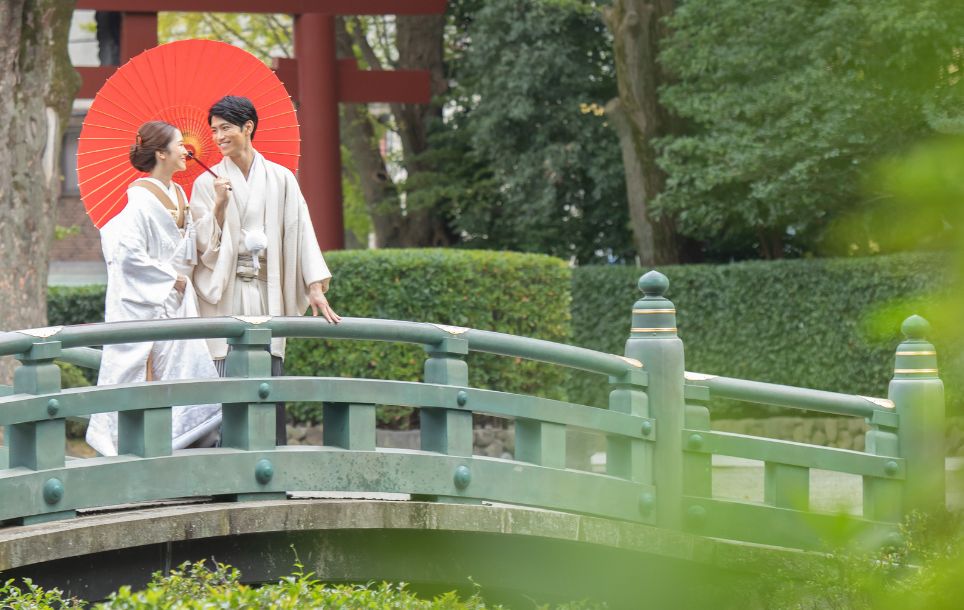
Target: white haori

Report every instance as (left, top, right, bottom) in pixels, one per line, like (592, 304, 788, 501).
(86, 178, 221, 457)
(190, 150, 332, 360)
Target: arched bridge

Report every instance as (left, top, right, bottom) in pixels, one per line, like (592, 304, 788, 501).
(0, 271, 946, 605)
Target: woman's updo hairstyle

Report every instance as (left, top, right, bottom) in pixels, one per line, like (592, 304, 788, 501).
(129, 121, 178, 172)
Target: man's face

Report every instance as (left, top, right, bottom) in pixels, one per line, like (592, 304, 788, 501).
(210, 116, 250, 158)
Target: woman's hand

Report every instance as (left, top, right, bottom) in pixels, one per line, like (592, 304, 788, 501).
(174, 275, 187, 294)
(308, 281, 341, 324)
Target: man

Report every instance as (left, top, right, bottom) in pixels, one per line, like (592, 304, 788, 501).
(191, 95, 341, 445)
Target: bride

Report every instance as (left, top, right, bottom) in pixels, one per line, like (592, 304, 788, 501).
(86, 121, 221, 456)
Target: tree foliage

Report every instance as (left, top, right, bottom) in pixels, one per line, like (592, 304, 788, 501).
(413, 0, 634, 264)
(158, 12, 292, 63)
(655, 0, 964, 259)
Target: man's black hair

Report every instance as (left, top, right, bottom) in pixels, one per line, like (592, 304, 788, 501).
(208, 95, 258, 140)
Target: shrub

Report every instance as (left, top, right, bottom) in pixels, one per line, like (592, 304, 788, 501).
(569, 253, 959, 417)
(0, 560, 607, 609)
(285, 249, 572, 425)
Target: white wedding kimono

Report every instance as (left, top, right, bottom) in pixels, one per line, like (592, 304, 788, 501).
(86, 178, 222, 456)
(190, 151, 332, 360)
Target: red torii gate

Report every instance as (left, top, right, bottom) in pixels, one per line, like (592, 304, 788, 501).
(74, 1, 447, 251)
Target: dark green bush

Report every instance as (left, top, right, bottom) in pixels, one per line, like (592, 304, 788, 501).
(285, 249, 572, 425)
(569, 253, 960, 417)
(46, 285, 105, 326)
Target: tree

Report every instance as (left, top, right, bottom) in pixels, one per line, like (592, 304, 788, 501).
(655, 0, 964, 259)
(413, 0, 634, 264)
(602, 0, 683, 265)
(345, 14, 454, 247)
(0, 1, 79, 382)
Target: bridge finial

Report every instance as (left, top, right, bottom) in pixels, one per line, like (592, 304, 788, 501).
(638, 270, 669, 298)
(901, 314, 930, 341)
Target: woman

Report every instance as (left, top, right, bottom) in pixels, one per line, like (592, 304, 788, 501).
(86, 121, 221, 456)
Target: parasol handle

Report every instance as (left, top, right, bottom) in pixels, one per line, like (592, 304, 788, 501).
(186, 151, 231, 191)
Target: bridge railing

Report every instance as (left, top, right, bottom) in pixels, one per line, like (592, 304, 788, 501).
(0, 270, 945, 554)
(0, 315, 655, 527)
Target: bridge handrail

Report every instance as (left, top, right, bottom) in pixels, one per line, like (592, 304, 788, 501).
(0, 316, 643, 379)
(0, 377, 653, 438)
(684, 373, 893, 419)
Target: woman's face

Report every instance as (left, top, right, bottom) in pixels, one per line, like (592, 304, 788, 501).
(159, 129, 188, 173)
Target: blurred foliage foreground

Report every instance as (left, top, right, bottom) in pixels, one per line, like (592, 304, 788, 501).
(3, 505, 964, 609)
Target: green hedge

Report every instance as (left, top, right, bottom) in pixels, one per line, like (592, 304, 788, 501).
(569, 253, 961, 417)
(44, 250, 573, 426)
(285, 249, 571, 425)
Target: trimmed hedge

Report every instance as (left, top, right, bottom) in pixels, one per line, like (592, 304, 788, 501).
(44, 250, 573, 426)
(569, 253, 961, 417)
(284, 249, 571, 424)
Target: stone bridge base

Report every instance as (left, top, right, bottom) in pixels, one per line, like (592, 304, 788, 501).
(0, 498, 807, 608)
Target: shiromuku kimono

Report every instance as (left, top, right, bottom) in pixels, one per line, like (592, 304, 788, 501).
(85, 178, 222, 456)
(190, 150, 331, 360)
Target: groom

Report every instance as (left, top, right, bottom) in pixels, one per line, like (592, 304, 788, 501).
(190, 95, 341, 445)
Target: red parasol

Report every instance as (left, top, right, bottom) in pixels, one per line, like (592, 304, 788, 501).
(77, 39, 300, 228)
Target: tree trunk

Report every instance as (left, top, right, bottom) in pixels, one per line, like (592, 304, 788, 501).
(0, 0, 79, 383)
(335, 18, 403, 247)
(344, 15, 452, 248)
(603, 0, 680, 266)
(390, 14, 454, 247)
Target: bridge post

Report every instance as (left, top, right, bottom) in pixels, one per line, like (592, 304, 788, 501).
(889, 315, 945, 515)
(624, 270, 685, 530)
(606, 365, 650, 491)
(9, 339, 74, 524)
(221, 326, 285, 501)
(421, 336, 472, 457)
(223, 327, 276, 451)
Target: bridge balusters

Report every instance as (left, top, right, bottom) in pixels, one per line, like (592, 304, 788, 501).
(890, 315, 945, 515)
(421, 336, 472, 456)
(323, 402, 375, 450)
(118, 359, 172, 456)
(606, 368, 649, 480)
(863, 410, 902, 522)
(764, 463, 810, 511)
(222, 327, 276, 451)
(625, 270, 686, 529)
(682, 384, 711, 499)
(10, 339, 74, 524)
(516, 419, 566, 468)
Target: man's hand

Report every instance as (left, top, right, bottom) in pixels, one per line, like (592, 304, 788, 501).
(174, 275, 187, 294)
(213, 177, 232, 227)
(308, 281, 341, 324)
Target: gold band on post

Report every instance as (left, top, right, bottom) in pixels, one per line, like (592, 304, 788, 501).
(631, 327, 677, 333)
(896, 351, 937, 356)
(894, 368, 939, 374)
(632, 309, 676, 314)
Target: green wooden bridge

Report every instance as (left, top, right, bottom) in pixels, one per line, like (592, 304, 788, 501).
(0, 271, 946, 606)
